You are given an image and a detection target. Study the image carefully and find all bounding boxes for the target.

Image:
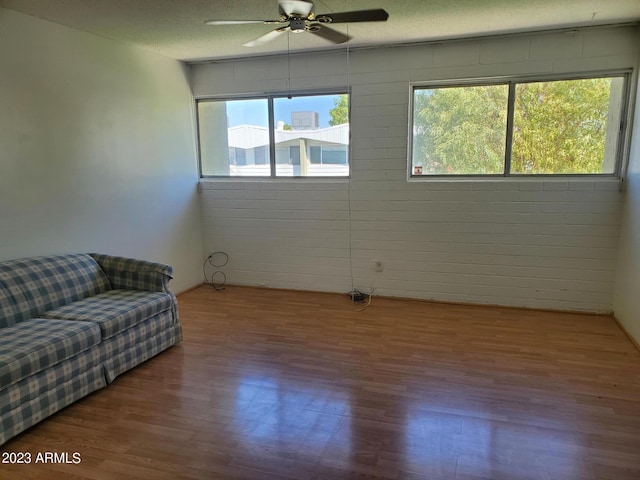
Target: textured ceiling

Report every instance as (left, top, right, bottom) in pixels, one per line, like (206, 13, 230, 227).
(1, 0, 639, 62)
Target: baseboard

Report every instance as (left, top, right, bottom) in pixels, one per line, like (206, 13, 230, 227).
(176, 282, 205, 297)
(197, 282, 613, 317)
(613, 316, 640, 353)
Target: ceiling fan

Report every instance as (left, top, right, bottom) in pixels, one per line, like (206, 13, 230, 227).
(205, 0, 389, 47)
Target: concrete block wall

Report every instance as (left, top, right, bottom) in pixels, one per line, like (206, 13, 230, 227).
(191, 25, 639, 312)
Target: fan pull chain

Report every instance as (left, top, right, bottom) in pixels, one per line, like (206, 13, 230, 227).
(287, 31, 292, 98)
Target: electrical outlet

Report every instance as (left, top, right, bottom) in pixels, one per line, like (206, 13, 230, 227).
(373, 260, 383, 273)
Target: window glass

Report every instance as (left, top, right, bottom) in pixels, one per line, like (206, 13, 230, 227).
(511, 77, 624, 174)
(410, 74, 627, 177)
(412, 85, 508, 175)
(198, 93, 349, 178)
(198, 98, 269, 176)
(273, 94, 349, 177)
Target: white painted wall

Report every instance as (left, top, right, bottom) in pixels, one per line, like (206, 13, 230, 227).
(0, 8, 203, 293)
(613, 36, 640, 343)
(192, 25, 639, 312)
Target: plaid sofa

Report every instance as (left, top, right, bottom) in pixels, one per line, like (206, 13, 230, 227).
(0, 253, 182, 445)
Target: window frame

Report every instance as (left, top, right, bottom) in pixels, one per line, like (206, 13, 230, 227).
(407, 70, 632, 179)
(196, 89, 351, 179)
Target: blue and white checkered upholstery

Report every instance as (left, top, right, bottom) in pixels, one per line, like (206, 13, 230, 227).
(0, 254, 111, 328)
(40, 289, 174, 339)
(0, 253, 182, 446)
(0, 346, 106, 417)
(90, 254, 173, 292)
(0, 319, 102, 389)
(0, 279, 19, 328)
(0, 365, 106, 445)
(99, 309, 175, 360)
(103, 324, 182, 383)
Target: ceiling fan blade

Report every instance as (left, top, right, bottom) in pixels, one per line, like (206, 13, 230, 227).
(279, 0, 314, 18)
(206, 19, 284, 25)
(309, 25, 351, 44)
(243, 28, 289, 47)
(206, 20, 267, 25)
(318, 9, 389, 24)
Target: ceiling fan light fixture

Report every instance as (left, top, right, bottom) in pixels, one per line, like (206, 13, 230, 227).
(279, 0, 314, 18)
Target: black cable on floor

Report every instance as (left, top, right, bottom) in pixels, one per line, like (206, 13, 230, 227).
(203, 252, 229, 291)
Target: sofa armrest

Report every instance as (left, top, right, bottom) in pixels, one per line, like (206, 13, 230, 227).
(89, 254, 173, 293)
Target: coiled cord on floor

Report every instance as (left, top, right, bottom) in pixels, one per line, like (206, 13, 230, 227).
(203, 252, 229, 291)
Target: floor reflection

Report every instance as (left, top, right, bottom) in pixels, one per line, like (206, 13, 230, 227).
(230, 375, 350, 456)
(403, 401, 589, 479)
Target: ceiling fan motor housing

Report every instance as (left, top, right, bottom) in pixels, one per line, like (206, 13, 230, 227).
(290, 18, 307, 32)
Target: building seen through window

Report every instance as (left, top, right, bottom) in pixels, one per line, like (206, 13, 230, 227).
(198, 93, 349, 177)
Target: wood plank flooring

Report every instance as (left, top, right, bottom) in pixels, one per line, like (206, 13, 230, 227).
(2, 285, 640, 479)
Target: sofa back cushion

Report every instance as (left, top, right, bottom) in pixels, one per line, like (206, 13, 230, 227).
(0, 280, 19, 328)
(0, 254, 111, 328)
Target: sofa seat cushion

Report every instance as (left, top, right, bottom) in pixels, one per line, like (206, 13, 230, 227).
(40, 289, 174, 340)
(0, 319, 102, 389)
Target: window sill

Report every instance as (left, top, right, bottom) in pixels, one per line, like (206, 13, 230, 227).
(407, 174, 621, 183)
(199, 176, 350, 184)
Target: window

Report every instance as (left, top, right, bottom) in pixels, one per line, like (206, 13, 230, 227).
(198, 92, 349, 177)
(410, 74, 628, 177)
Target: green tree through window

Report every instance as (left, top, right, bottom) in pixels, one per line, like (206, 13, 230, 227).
(329, 94, 349, 126)
(411, 75, 624, 176)
(413, 85, 507, 174)
(511, 78, 612, 174)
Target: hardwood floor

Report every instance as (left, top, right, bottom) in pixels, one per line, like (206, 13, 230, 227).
(2, 285, 640, 479)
